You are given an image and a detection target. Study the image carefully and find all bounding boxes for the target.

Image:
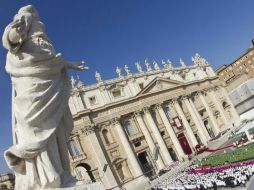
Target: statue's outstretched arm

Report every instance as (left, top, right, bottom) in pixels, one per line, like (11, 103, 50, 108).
(55, 53, 88, 71)
(65, 60, 88, 71)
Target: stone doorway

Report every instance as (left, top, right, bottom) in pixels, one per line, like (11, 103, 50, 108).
(75, 163, 96, 182)
(168, 148, 178, 161)
(137, 151, 155, 177)
(204, 120, 215, 138)
(177, 133, 192, 155)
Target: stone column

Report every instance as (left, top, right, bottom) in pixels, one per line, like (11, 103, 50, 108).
(73, 91, 85, 112)
(197, 91, 220, 135)
(182, 96, 208, 145)
(87, 130, 118, 188)
(207, 88, 230, 127)
(111, 118, 143, 177)
(171, 99, 198, 148)
(143, 107, 173, 165)
(134, 111, 165, 170)
(189, 97, 211, 140)
(155, 104, 186, 159)
(220, 86, 241, 125)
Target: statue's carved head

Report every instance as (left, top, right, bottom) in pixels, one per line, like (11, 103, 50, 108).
(17, 5, 40, 20)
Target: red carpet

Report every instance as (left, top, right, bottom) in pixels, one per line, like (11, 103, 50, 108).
(205, 144, 234, 152)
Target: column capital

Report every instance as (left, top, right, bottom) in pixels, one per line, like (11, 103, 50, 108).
(110, 117, 120, 126)
(195, 91, 202, 97)
(170, 97, 179, 105)
(142, 107, 150, 114)
(205, 88, 214, 93)
(214, 86, 220, 91)
(134, 110, 142, 117)
(155, 103, 162, 110)
(80, 125, 95, 136)
(180, 95, 188, 101)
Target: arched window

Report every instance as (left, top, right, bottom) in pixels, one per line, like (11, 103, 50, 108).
(123, 120, 136, 136)
(68, 140, 80, 157)
(102, 129, 110, 144)
(116, 163, 125, 180)
(75, 163, 96, 182)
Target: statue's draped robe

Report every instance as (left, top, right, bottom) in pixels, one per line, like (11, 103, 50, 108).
(3, 12, 75, 189)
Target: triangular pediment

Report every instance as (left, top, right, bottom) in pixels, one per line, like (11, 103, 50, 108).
(137, 77, 184, 96)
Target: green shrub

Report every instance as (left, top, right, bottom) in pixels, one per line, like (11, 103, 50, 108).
(194, 143, 254, 166)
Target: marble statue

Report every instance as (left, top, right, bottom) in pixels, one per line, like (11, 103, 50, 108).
(135, 62, 143, 73)
(179, 58, 186, 67)
(145, 59, 152, 72)
(192, 53, 209, 66)
(162, 59, 166, 67)
(71, 76, 77, 88)
(153, 61, 160, 71)
(75, 75, 84, 87)
(116, 66, 122, 78)
(124, 64, 131, 75)
(2, 5, 91, 190)
(162, 59, 172, 69)
(166, 59, 173, 69)
(95, 71, 102, 82)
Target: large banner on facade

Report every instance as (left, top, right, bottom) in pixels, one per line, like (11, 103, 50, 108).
(173, 116, 183, 129)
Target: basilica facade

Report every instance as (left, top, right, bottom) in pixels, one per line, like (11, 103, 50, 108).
(68, 54, 240, 189)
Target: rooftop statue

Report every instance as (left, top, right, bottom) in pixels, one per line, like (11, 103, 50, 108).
(71, 76, 77, 88)
(95, 71, 102, 82)
(124, 64, 131, 75)
(166, 59, 173, 68)
(116, 66, 122, 78)
(192, 53, 209, 66)
(145, 59, 152, 72)
(76, 75, 84, 87)
(162, 59, 173, 69)
(135, 62, 143, 73)
(2, 5, 88, 189)
(180, 58, 186, 67)
(153, 61, 160, 71)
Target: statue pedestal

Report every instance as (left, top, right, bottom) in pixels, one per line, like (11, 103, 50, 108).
(53, 182, 105, 190)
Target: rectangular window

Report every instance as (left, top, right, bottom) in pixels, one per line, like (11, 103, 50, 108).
(88, 96, 97, 105)
(139, 83, 144, 89)
(112, 88, 124, 98)
(68, 140, 80, 157)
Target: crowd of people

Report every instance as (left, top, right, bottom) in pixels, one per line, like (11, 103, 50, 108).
(158, 161, 184, 176)
(151, 161, 254, 190)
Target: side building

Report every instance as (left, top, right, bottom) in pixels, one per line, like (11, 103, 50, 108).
(216, 40, 254, 120)
(0, 173, 15, 190)
(68, 54, 240, 189)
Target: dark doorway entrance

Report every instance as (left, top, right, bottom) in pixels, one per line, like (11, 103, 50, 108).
(204, 120, 215, 138)
(195, 134, 202, 145)
(137, 151, 155, 177)
(168, 148, 178, 161)
(177, 133, 192, 155)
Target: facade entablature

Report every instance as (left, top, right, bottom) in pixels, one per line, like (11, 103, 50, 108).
(72, 77, 222, 126)
(69, 62, 216, 114)
(72, 83, 222, 131)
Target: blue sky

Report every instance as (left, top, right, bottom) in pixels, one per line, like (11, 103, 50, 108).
(1, 0, 254, 173)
